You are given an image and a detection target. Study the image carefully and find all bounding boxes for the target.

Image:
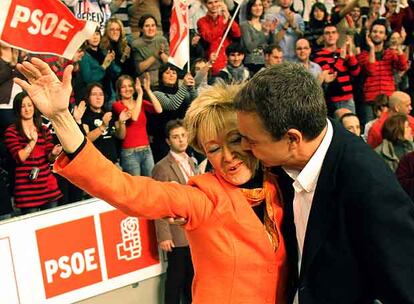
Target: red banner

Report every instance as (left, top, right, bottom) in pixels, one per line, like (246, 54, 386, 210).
(168, 0, 189, 69)
(0, 0, 96, 59)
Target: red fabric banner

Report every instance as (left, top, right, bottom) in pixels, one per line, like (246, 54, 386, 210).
(168, 0, 189, 69)
(0, 0, 96, 59)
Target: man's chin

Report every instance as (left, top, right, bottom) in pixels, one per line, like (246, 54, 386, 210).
(260, 161, 273, 168)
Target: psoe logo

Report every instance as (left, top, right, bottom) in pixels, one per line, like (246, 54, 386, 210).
(116, 217, 142, 261)
(36, 216, 102, 298)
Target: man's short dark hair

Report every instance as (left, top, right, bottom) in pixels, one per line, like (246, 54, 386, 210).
(323, 24, 337, 33)
(264, 44, 282, 55)
(165, 119, 185, 139)
(225, 43, 245, 56)
(234, 62, 327, 140)
(370, 18, 389, 35)
(340, 113, 359, 124)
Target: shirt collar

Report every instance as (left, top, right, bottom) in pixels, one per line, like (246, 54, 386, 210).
(170, 151, 189, 163)
(284, 119, 333, 193)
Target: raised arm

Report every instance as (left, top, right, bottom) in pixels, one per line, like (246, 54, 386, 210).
(13, 58, 213, 229)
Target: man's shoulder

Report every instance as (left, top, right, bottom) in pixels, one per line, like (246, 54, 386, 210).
(154, 154, 173, 169)
(327, 122, 393, 177)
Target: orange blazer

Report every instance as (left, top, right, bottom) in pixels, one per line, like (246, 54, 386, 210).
(55, 141, 287, 304)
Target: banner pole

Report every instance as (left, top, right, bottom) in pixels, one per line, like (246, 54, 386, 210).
(187, 1, 190, 74)
(214, 2, 242, 58)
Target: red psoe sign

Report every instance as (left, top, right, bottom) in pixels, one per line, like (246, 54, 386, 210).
(100, 210, 160, 279)
(36, 216, 102, 299)
(0, 0, 96, 59)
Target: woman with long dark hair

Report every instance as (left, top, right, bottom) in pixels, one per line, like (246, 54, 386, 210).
(78, 27, 119, 104)
(241, 0, 277, 75)
(131, 14, 170, 87)
(4, 92, 62, 214)
(305, 2, 329, 51)
(148, 63, 197, 162)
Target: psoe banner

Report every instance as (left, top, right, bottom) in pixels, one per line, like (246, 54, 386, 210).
(0, 198, 164, 304)
(0, 0, 96, 59)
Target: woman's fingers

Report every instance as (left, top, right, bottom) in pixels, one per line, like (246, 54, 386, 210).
(13, 77, 31, 92)
(31, 57, 59, 81)
(21, 61, 43, 80)
(62, 64, 74, 90)
(16, 63, 37, 82)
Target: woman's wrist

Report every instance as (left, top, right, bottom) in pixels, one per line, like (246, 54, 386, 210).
(25, 143, 33, 153)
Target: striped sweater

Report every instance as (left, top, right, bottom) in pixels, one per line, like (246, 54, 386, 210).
(4, 125, 62, 208)
(357, 49, 408, 103)
(313, 48, 360, 103)
(153, 85, 197, 111)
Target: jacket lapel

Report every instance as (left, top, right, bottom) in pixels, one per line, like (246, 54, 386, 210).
(167, 154, 187, 185)
(299, 121, 341, 281)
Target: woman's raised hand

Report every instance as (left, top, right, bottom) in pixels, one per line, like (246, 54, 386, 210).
(135, 77, 143, 96)
(73, 100, 87, 123)
(183, 73, 195, 87)
(119, 109, 131, 122)
(14, 58, 73, 120)
(29, 128, 38, 143)
(143, 72, 152, 92)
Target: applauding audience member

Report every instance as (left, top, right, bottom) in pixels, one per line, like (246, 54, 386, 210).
(4, 92, 62, 214)
(112, 74, 162, 176)
(132, 14, 170, 86)
(82, 83, 129, 163)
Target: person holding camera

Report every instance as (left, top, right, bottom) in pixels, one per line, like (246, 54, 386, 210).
(4, 92, 62, 215)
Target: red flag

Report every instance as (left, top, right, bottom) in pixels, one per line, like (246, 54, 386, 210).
(168, 0, 189, 70)
(0, 0, 96, 59)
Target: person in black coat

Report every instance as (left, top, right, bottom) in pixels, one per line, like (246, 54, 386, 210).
(396, 151, 414, 202)
(235, 62, 414, 304)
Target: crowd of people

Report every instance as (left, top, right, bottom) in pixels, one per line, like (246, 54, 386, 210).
(1, 0, 414, 302)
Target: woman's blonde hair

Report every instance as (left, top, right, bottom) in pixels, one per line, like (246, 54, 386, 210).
(185, 83, 240, 154)
(185, 83, 259, 173)
(101, 18, 128, 54)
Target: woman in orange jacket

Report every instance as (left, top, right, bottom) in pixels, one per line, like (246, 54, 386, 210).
(15, 58, 287, 304)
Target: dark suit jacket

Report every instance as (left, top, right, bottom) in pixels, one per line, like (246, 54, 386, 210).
(152, 152, 197, 247)
(277, 120, 414, 304)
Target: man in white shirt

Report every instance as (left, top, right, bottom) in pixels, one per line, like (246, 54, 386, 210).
(234, 62, 414, 303)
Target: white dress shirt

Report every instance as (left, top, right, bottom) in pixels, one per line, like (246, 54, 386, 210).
(170, 151, 194, 183)
(283, 120, 333, 304)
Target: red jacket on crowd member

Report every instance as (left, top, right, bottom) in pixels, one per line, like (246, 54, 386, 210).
(197, 14, 241, 76)
(358, 49, 408, 103)
(368, 111, 414, 148)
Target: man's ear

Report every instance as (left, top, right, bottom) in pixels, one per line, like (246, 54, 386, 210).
(166, 138, 171, 146)
(286, 129, 303, 146)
